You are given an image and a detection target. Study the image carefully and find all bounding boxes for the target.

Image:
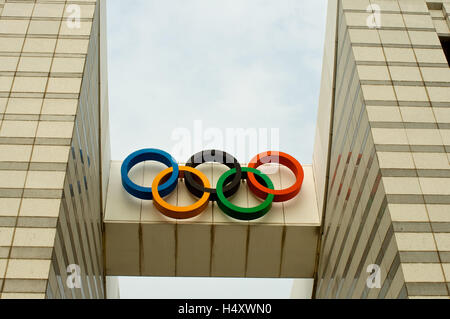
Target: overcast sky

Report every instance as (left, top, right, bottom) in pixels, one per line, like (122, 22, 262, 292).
(107, 0, 327, 299)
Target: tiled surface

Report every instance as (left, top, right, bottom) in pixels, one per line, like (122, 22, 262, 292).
(2, 0, 449, 299)
(314, 0, 450, 299)
(0, 0, 105, 299)
(105, 161, 321, 278)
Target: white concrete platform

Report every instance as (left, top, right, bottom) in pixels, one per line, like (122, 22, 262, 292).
(104, 161, 321, 278)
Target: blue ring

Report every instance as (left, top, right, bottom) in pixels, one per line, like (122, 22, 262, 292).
(121, 149, 179, 200)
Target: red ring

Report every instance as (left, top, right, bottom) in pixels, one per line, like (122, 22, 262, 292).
(247, 151, 304, 202)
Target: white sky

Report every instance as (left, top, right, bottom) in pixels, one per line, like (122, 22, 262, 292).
(106, 0, 327, 299)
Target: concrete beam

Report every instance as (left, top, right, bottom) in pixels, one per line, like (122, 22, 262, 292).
(104, 161, 320, 278)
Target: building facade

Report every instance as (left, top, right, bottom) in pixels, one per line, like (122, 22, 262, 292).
(313, 0, 450, 299)
(0, 0, 449, 300)
(0, 0, 111, 299)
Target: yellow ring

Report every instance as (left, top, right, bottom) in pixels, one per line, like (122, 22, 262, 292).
(152, 166, 211, 219)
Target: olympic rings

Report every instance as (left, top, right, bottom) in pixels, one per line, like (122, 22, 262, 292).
(121, 148, 304, 221)
(185, 150, 242, 201)
(216, 167, 274, 221)
(121, 149, 179, 200)
(152, 166, 211, 220)
(247, 151, 304, 203)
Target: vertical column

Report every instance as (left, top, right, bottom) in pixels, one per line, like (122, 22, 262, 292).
(0, 0, 100, 299)
(0, 0, 48, 299)
(46, 1, 101, 299)
(345, 0, 450, 298)
(315, 0, 450, 299)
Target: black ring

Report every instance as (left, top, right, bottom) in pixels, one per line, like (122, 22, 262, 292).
(184, 150, 242, 201)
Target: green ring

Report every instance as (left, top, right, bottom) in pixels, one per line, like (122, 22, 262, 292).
(216, 167, 275, 221)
